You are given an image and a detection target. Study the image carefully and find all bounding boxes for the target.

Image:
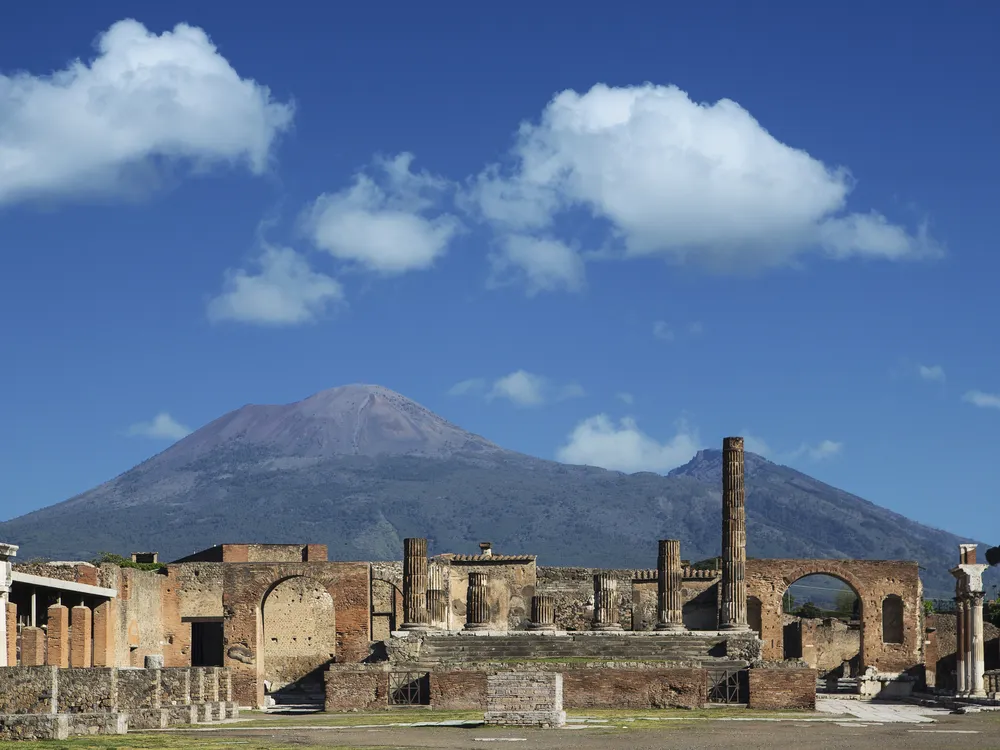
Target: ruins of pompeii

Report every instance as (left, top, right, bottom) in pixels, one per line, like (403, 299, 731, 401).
(0, 427, 997, 742)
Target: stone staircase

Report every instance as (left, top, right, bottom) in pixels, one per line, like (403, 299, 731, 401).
(265, 680, 325, 714)
(413, 633, 735, 666)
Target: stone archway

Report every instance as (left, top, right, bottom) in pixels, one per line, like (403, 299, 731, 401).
(780, 573, 862, 673)
(260, 576, 337, 697)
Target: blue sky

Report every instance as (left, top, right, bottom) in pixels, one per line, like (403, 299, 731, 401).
(2, 1, 999, 550)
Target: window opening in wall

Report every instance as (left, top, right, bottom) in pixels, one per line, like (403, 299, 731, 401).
(882, 595, 904, 644)
(388, 672, 429, 705)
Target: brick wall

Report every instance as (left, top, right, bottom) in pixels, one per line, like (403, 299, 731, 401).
(327, 666, 708, 711)
(747, 667, 816, 710)
(6, 601, 15, 665)
(324, 669, 388, 711)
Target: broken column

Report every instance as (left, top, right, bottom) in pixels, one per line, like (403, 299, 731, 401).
(952, 543, 989, 697)
(0, 542, 16, 667)
(46, 604, 69, 668)
(71, 605, 93, 667)
(427, 561, 448, 628)
(656, 539, 686, 631)
(528, 595, 556, 631)
(592, 574, 622, 631)
(464, 572, 490, 630)
(720, 436, 749, 630)
(401, 537, 430, 630)
(20, 626, 44, 666)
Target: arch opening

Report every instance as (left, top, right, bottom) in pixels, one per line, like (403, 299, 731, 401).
(781, 574, 861, 677)
(261, 575, 336, 699)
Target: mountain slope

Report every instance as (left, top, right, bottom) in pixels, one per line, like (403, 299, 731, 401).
(0, 384, 980, 595)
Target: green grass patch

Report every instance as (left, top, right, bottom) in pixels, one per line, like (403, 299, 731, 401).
(0, 737, 388, 750)
(223, 708, 482, 728)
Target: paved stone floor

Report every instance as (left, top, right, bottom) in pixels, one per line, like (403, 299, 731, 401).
(167, 702, 1000, 749)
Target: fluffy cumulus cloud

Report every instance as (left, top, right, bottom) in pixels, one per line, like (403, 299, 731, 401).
(489, 235, 585, 295)
(557, 415, 700, 473)
(207, 245, 344, 326)
(788, 439, 843, 461)
(963, 390, 1000, 410)
(127, 412, 191, 441)
(917, 364, 946, 383)
(0, 19, 293, 204)
(467, 83, 939, 273)
(304, 153, 461, 274)
(449, 370, 584, 407)
(741, 431, 772, 457)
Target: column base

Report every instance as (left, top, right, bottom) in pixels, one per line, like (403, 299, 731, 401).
(526, 623, 556, 631)
(399, 622, 433, 631)
(464, 622, 491, 631)
(591, 623, 624, 631)
(655, 622, 687, 632)
(720, 623, 751, 632)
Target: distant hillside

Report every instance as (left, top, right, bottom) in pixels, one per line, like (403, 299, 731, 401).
(0, 384, 984, 595)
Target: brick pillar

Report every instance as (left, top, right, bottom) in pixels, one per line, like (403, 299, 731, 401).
(46, 604, 69, 668)
(955, 596, 967, 695)
(93, 600, 118, 667)
(656, 539, 686, 631)
(6, 601, 16, 665)
(464, 572, 490, 630)
(426, 562, 447, 628)
(21, 626, 45, 666)
(70, 605, 93, 667)
(720, 436, 749, 630)
(528, 595, 556, 631)
(592, 574, 622, 631)
(401, 538, 430, 630)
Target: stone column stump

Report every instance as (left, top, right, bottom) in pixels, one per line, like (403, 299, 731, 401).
(592, 574, 622, 631)
(464, 572, 490, 631)
(401, 537, 430, 630)
(656, 539, 686, 631)
(720, 436, 749, 630)
(528, 595, 556, 631)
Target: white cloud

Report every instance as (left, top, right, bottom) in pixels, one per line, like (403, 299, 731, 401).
(488, 370, 548, 407)
(304, 153, 461, 274)
(917, 364, 946, 383)
(556, 415, 700, 473)
(0, 19, 293, 205)
(788, 439, 843, 461)
(741, 431, 772, 457)
(489, 235, 585, 295)
(688, 322, 704, 336)
(452, 370, 584, 407)
(207, 245, 343, 326)
(963, 390, 1000, 410)
(652, 321, 674, 341)
(615, 392, 635, 405)
(127, 412, 191, 441)
(448, 378, 487, 396)
(467, 83, 939, 270)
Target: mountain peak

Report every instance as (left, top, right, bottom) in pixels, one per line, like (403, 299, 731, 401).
(159, 383, 504, 463)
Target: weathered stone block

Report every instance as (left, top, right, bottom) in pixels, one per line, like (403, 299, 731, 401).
(46, 605, 69, 668)
(0, 666, 57, 714)
(126, 708, 169, 730)
(58, 668, 117, 713)
(167, 705, 198, 725)
(67, 712, 127, 736)
(484, 672, 565, 727)
(0, 714, 69, 740)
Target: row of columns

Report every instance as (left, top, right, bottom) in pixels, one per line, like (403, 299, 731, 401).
(952, 544, 989, 697)
(399, 537, 690, 632)
(3, 599, 117, 668)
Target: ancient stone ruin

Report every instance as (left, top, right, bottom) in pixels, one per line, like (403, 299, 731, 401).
(0, 435, 987, 738)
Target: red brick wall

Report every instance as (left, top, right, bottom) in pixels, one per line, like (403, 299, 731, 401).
(6, 602, 15, 665)
(430, 671, 488, 709)
(746, 559, 922, 673)
(305, 545, 328, 562)
(563, 668, 705, 709)
(748, 668, 816, 710)
(324, 670, 388, 711)
(222, 562, 371, 707)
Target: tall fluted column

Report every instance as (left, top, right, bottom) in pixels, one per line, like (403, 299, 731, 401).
(528, 595, 556, 631)
(971, 593, 986, 697)
(592, 574, 622, 631)
(720, 436, 749, 630)
(426, 562, 448, 629)
(401, 538, 430, 630)
(465, 572, 490, 630)
(656, 540, 686, 631)
(956, 597, 967, 695)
